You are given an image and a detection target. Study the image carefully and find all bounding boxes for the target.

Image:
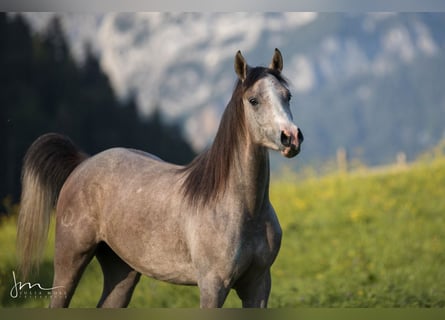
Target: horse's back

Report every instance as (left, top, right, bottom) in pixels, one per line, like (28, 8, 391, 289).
(86, 147, 172, 169)
(70, 147, 179, 181)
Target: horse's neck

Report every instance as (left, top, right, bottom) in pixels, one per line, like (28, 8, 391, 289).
(230, 142, 270, 215)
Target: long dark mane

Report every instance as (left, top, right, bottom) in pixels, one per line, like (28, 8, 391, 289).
(180, 67, 287, 208)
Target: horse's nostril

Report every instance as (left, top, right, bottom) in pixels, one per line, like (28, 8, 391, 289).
(281, 131, 292, 147)
(298, 129, 304, 143)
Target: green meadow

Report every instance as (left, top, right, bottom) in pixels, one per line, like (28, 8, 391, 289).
(1, 152, 445, 308)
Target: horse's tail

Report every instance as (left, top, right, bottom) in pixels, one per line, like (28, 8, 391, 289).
(17, 133, 87, 278)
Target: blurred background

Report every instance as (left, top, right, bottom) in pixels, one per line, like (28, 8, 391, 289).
(2, 12, 445, 208)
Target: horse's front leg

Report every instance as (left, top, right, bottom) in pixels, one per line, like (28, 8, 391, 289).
(235, 269, 271, 308)
(198, 274, 231, 308)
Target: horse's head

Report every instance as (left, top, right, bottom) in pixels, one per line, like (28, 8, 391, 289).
(234, 48, 303, 158)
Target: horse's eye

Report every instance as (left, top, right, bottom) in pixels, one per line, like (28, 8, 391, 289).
(286, 93, 292, 103)
(249, 98, 259, 106)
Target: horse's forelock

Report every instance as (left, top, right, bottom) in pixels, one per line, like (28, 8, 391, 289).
(242, 67, 288, 91)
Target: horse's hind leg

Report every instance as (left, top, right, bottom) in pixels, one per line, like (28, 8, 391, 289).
(50, 221, 97, 308)
(95, 242, 141, 308)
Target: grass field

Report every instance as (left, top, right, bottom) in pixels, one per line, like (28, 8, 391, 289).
(1, 154, 445, 308)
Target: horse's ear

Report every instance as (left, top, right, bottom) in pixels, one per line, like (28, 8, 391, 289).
(234, 50, 248, 81)
(269, 48, 283, 72)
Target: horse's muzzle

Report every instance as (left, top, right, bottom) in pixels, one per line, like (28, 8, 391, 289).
(280, 128, 303, 158)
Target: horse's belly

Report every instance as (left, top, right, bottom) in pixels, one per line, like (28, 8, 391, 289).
(103, 225, 197, 285)
(136, 239, 197, 285)
(137, 261, 197, 285)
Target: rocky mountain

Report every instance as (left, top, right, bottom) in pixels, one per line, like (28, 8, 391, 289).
(22, 12, 445, 169)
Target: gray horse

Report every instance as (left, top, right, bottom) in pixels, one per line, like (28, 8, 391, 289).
(17, 48, 303, 308)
